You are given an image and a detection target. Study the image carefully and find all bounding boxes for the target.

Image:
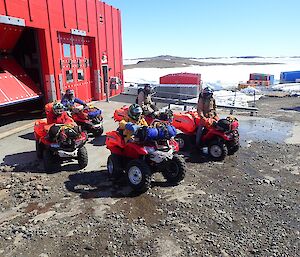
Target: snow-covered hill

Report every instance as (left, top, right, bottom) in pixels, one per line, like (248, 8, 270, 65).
(123, 56, 300, 92)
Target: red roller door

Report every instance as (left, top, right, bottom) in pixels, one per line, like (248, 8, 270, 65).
(0, 58, 42, 106)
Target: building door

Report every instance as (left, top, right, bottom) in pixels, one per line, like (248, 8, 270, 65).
(58, 33, 93, 102)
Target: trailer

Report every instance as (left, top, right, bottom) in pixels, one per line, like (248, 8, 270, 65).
(160, 72, 201, 85)
(0, 0, 123, 108)
(280, 71, 300, 84)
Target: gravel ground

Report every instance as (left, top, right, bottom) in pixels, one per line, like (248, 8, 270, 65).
(0, 96, 299, 257)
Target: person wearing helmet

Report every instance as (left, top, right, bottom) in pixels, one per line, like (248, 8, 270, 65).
(61, 89, 87, 109)
(46, 101, 77, 141)
(196, 87, 218, 146)
(136, 84, 158, 116)
(119, 104, 148, 142)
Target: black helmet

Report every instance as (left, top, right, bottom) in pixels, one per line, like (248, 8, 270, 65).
(202, 87, 213, 98)
(128, 104, 143, 121)
(66, 89, 75, 99)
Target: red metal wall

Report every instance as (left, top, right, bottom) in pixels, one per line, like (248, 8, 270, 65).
(0, 0, 123, 103)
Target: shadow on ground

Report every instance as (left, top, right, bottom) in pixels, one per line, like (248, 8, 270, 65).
(64, 170, 139, 198)
(179, 149, 210, 164)
(1, 151, 86, 173)
(282, 106, 300, 112)
(19, 132, 35, 141)
(64, 170, 181, 199)
(89, 135, 106, 146)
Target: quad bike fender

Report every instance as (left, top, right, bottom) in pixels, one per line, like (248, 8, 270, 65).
(106, 131, 125, 149)
(125, 142, 148, 158)
(106, 131, 148, 159)
(202, 128, 232, 143)
(34, 118, 48, 140)
(109, 146, 124, 156)
(172, 112, 197, 134)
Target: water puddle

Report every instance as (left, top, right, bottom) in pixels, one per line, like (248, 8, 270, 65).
(236, 116, 294, 146)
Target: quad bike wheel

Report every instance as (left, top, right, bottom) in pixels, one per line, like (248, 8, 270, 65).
(107, 154, 123, 178)
(163, 154, 186, 184)
(227, 132, 240, 155)
(208, 140, 228, 161)
(78, 146, 88, 169)
(36, 140, 43, 159)
(126, 159, 152, 193)
(228, 144, 239, 155)
(175, 133, 191, 151)
(43, 149, 59, 173)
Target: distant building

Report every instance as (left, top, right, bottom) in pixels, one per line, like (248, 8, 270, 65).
(238, 73, 274, 89)
(280, 71, 300, 83)
(248, 73, 274, 86)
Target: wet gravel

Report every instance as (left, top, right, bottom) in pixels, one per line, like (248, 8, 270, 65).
(0, 96, 299, 257)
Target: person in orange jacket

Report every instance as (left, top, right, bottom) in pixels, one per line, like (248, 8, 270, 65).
(46, 102, 78, 141)
(196, 87, 218, 146)
(118, 104, 148, 143)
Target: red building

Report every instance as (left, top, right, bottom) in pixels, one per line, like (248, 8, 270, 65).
(0, 0, 123, 107)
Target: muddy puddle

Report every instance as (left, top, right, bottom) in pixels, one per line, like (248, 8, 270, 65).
(237, 116, 295, 145)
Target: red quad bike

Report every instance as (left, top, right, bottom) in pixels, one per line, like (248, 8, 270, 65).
(105, 127, 187, 193)
(173, 111, 240, 161)
(34, 119, 88, 173)
(71, 105, 104, 137)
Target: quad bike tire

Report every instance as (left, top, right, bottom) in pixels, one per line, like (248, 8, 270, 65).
(175, 133, 191, 151)
(36, 140, 43, 159)
(43, 149, 59, 173)
(163, 154, 186, 184)
(228, 131, 240, 155)
(228, 144, 239, 155)
(208, 140, 228, 161)
(107, 154, 123, 179)
(78, 146, 88, 169)
(126, 159, 152, 193)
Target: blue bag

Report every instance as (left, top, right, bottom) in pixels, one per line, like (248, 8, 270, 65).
(145, 127, 158, 141)
(166, 125, 177, 138)
(88, 109, 102, 119)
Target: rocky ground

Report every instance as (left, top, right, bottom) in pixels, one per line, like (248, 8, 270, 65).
(0, 96, 299, 257)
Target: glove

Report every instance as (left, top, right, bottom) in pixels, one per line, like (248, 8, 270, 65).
(125, 122, 140, 133)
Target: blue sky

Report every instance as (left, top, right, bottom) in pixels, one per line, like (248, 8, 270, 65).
(104, 0, 300, 59)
